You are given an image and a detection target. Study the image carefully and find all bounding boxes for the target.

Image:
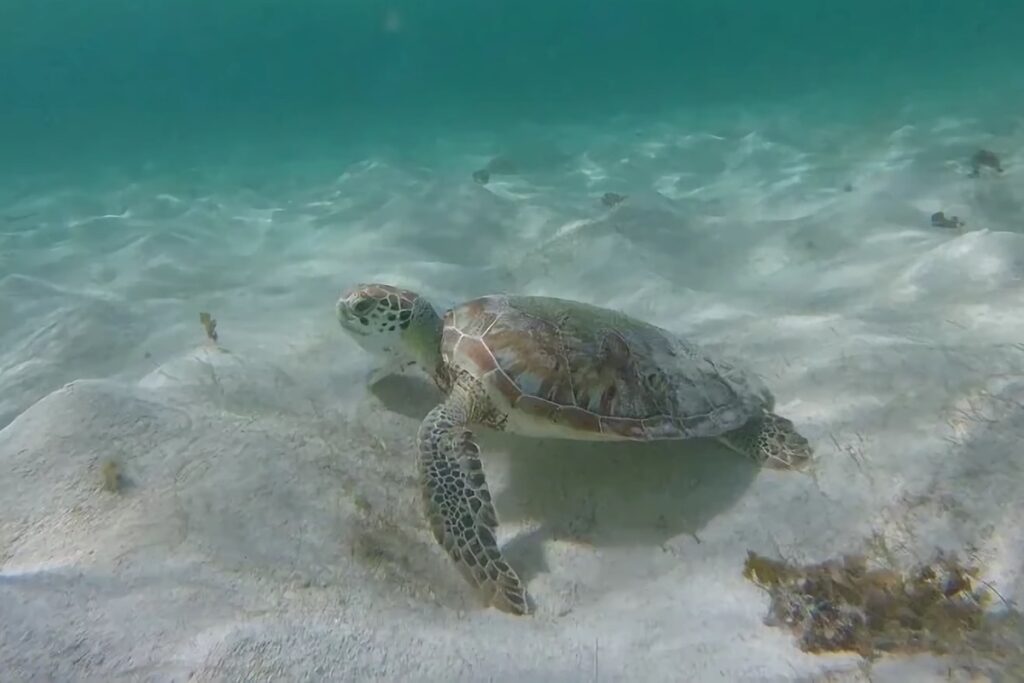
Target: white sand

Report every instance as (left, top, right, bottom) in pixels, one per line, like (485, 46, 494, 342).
(2, 111, 1023, 681)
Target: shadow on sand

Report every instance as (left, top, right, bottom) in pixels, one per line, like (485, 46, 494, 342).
(369, 373, 760, 586)
(489, 432, 758, 584)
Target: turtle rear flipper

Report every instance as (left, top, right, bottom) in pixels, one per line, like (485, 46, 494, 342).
(717, 412, 813, 470)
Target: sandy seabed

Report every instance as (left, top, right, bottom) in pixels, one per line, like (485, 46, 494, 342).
(2, 109, 1023, 681)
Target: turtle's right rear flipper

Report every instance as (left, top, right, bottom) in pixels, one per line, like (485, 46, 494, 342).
(719, 412, 813, 471)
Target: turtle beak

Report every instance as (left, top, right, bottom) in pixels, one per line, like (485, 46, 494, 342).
(336, 297, 357, 325)
(336, 297, 374, 338)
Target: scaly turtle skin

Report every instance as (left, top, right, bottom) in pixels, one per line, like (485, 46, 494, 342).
(336, 283, 814, 615)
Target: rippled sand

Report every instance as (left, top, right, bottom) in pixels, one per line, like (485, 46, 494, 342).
(2, 108, 1022, 680)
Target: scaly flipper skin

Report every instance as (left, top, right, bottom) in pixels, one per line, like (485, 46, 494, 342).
(416, 380, 529, 615)
(717, 412, 813, 470)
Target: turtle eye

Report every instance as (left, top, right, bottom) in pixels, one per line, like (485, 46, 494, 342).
(352, 298, 375, 315)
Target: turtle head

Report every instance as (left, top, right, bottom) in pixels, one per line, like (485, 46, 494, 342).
(336, 283, 443, 378)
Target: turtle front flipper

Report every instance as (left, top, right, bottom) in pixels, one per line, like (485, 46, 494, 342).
(416, 391, 529, 615)
(718, 412, 813, 470)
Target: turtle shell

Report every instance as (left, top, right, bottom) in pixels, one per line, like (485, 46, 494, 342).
(440, 294, 774, 441)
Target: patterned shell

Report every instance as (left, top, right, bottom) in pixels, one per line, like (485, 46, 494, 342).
(440, 295, 775, 441)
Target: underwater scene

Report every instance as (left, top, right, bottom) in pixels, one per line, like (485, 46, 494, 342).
(2, 1, 1024, 680)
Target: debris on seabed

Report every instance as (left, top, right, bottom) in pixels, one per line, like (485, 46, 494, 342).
(100, 458, 122, 493)
(199, 311, 218, 343)
(743, 548, 1023, 675)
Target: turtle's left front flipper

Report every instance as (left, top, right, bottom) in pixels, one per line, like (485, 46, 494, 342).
(416, 390, 529, 615)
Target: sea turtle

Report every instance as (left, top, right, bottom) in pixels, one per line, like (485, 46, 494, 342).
(336, 283, 814, 615)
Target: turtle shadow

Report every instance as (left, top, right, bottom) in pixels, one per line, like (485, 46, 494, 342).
(364, 374, 762, 588)
(367, 374, 441, 419)
(480, 433, 760, 584)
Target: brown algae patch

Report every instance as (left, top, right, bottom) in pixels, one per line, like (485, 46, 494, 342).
(743, 549, 1022, 668)
(100, 458, 123, 493)
(349, 496, 454, 608)
(199, 311, 218, 343)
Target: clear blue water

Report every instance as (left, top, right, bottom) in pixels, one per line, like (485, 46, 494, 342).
(3, 0, 1023, 172)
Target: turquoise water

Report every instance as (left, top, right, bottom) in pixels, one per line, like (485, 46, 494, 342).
(3, 1, 1023, 169)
